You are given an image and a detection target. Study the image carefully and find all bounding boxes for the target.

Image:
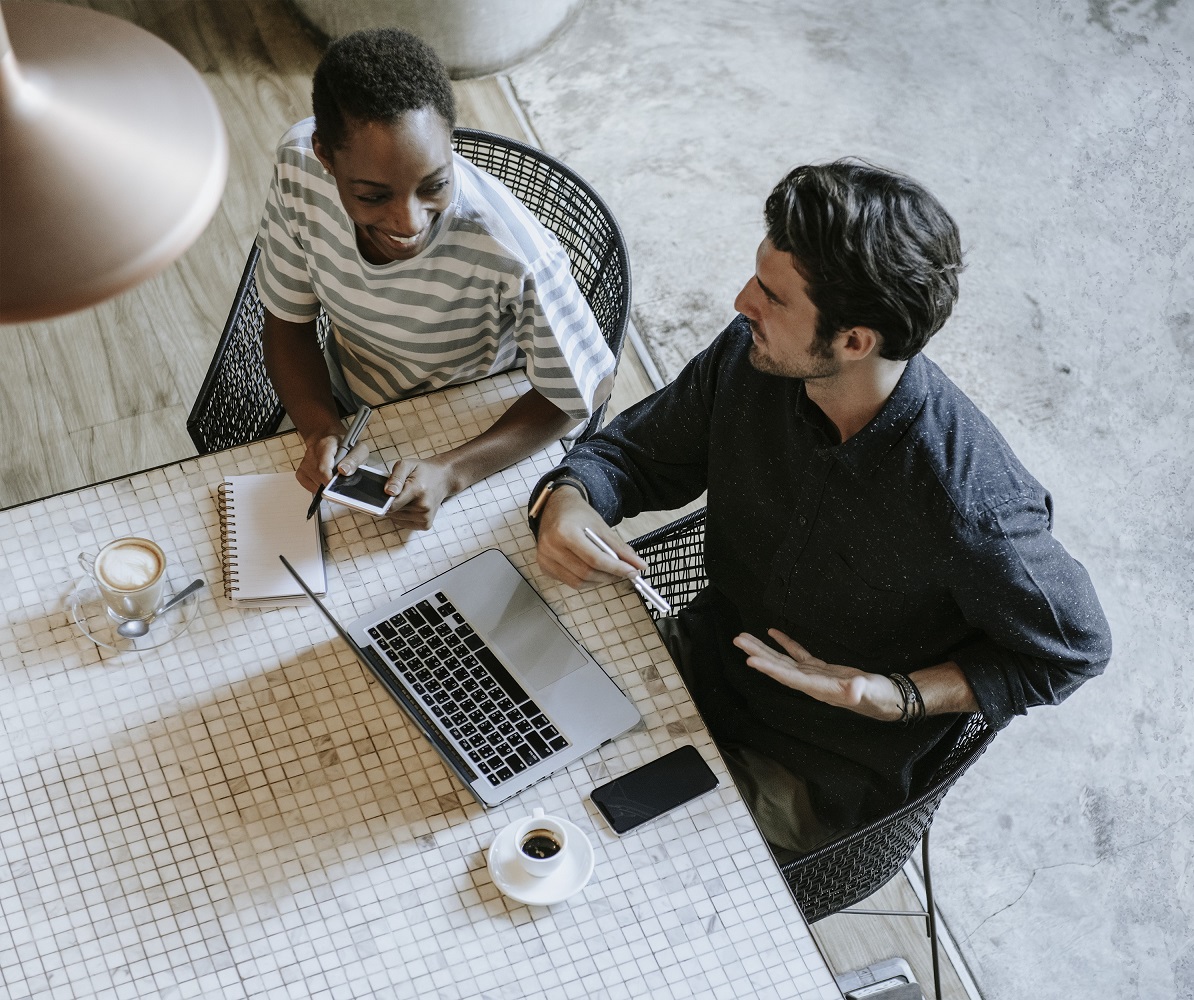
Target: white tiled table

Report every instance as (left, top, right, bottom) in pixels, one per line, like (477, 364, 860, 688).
(0, 374, 842, 1000)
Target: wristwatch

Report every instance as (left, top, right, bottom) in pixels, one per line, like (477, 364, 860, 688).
(527, 470, 589, 537)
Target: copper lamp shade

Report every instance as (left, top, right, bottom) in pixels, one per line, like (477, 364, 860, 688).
(0, 1, 228, 323)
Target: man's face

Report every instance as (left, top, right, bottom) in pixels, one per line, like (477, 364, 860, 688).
(314, 107, 455, 264)
(734, 239, 839, 381)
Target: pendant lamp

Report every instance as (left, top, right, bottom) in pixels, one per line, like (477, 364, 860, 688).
(0, 1, 228, 323)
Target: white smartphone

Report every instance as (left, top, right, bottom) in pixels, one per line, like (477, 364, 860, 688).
(321, 464, 394, 516)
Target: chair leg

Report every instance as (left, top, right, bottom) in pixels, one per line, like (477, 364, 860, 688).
(922, 829, 941, 1000)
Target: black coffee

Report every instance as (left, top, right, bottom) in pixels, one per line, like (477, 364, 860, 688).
(520, 831, 562, 859)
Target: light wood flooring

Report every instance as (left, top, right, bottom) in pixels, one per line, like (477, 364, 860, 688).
(0, 3, 974, 996)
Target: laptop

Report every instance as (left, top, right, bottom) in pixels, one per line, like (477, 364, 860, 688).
(280, 549, 641, 807)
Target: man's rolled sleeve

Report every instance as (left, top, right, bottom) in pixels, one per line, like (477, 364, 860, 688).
(949, 493, 1112, 729)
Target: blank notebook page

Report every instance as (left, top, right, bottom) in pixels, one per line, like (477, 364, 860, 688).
(218, 472, 326, 605)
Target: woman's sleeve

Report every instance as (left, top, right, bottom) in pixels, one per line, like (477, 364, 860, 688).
(510, 242, 617, 421)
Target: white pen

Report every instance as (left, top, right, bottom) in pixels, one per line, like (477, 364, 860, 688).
(583, 527, 672, 615)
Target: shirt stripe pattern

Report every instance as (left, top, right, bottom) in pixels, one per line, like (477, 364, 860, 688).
(255, 119, 615, 419)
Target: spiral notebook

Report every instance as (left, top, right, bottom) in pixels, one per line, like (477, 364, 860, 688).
(216, 472, 326, 606)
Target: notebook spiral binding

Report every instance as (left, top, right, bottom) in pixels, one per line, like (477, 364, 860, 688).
(216, 481, 240, 599)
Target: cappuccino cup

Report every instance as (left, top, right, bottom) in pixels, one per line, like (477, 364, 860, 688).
(79, 537, 167, 622)
(512, 807, 569, 879)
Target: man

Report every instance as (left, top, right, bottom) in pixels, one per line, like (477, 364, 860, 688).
(530, 160, 1112, 856)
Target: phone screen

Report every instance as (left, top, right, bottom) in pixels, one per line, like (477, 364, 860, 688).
(590, 745, 718, 835)
(327, 467, 391, 509)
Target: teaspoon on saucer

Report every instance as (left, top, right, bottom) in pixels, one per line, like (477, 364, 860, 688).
(115, 578, 205, 639)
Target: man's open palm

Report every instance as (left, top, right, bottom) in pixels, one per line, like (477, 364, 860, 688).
(734, 629, 896, 721)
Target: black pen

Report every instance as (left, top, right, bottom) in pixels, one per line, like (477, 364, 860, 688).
(305, 404, 373, 520)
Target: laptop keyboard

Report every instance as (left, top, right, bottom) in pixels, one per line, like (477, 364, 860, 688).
(368, 591, 570, 786)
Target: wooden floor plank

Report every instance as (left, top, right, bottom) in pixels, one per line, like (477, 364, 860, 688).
(0, 329, 87, 508)
(455, 77, 536, 142)
(67, 405, 197, 487)
(811, 871, 971, 1000)
(30, 299, 182, 433)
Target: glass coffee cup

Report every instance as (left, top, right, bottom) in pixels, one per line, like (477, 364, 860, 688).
(78, 536, 167, 622)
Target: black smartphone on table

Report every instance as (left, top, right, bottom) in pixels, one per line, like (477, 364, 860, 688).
(590, 744, 719, 835)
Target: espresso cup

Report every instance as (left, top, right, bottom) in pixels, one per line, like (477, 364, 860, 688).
(512, 807, 569, 879)
(79, 536, 167, 622)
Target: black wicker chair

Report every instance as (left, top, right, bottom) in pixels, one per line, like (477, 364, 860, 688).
(186, 127, 632, 454)
(629, 507, 995, 1000)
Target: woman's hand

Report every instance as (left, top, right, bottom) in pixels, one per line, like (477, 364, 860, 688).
(383, 457, 459, 530)
(295, 426, 370, 494)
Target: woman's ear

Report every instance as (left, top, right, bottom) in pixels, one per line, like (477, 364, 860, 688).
(312, 132, 335, 177)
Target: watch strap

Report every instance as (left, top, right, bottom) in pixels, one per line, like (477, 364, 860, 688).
(527, 471, 589, 537)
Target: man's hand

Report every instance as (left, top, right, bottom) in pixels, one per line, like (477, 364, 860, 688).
(296, 425, 370, 494)
(733, 629, 903, 721)
(535, 485, 646, 589)
(734, 629, 980, 719)
(383, 457, 457, 531)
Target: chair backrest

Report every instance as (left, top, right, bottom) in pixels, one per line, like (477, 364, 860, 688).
(628, 507, 709, 617)
(782, 712, 993, 921)
(629, 507, 995, 920)
(186, 127, 632, 454)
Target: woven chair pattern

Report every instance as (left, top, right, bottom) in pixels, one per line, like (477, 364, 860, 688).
(629, 508, 993, 923)
(782, 712, 991, 921)
(187, 128, 630, 454)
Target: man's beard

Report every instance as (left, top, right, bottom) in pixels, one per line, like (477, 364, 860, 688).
(748, 340, 839, 381)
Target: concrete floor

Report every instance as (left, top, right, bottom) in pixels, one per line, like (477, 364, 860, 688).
(504, 2, 1194, 998)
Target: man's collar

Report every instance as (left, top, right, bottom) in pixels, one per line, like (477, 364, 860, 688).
(812, 354, 930, 476)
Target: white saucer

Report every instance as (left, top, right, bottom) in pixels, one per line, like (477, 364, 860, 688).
(486, 817, 595, 905)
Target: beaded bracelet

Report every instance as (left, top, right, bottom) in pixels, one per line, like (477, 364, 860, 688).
(889, 672, 926, 725)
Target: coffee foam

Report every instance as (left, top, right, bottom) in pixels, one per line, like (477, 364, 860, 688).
(96, 540, 163, 591)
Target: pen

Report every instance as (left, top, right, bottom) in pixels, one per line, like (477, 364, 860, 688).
(583, 527, 672, 615)
(306, 404, 373, 520)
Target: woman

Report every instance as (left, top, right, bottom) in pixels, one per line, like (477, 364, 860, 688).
(256, 29, 615, 529)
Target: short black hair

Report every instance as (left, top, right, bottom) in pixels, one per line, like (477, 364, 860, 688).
(312, 28, 457, 152)
(764, 160, 964, 360)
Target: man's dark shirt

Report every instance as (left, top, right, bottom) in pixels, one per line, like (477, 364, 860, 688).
(541, 316, 1112, 830)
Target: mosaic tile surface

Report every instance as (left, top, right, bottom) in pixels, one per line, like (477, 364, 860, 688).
(1, 374, 841, 1000)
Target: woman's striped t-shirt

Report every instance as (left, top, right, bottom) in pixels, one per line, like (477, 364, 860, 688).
(255, 119, 615, 420)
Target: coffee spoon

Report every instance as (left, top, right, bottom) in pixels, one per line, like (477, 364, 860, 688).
(115, 579, 205, 639)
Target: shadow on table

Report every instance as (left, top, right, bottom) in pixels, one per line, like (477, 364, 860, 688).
(12, 635, 497, 958)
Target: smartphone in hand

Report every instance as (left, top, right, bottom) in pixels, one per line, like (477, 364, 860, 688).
(321, 464, 394, 517)
(590, 744, 719, 835)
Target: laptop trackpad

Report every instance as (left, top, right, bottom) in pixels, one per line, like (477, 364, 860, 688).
(491, 607, 587, 691)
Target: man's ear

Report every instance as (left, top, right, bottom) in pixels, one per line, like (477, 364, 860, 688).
(838, 326, 882, 360)
(312, 132, 335, 177)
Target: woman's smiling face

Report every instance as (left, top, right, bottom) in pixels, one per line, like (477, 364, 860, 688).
(313, 106, 455, 264)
